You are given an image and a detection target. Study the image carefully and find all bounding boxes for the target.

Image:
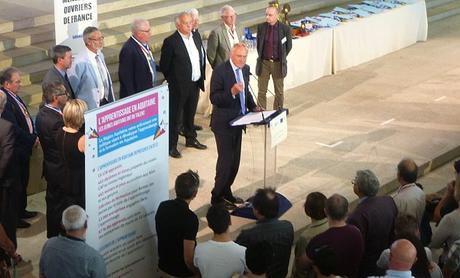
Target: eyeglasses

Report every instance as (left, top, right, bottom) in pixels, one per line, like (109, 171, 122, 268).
(56, 92, 69, 97)
(89, 36, 104, 41)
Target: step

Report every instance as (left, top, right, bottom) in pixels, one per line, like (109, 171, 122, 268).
(428, 0, 460, 22)
(426, 0, 457, 9)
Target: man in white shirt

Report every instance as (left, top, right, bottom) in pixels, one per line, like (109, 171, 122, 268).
(160, 12, 207, 158)
(69, 26, 114, 110)
(392, 158, 426, 225)
(194, 205, 246, 278)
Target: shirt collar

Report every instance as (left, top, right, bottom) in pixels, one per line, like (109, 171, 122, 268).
(310, 217, 328, 228)
(178, 31, 192, 40)
(386, 269, 413, 278)
(224, 23, 235, 32)
(229, 58, 240, 72)
(54, 65, 66, 77)
(86, 46, 98, 60)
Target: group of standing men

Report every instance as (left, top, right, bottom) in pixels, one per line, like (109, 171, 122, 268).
(0, 4, 293, 259)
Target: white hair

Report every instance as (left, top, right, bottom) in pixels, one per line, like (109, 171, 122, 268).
(220, 5, 235, 16)
(188, 8, 199, 19)
(62, 205, 87, 231)
(131, 19, 149, 33)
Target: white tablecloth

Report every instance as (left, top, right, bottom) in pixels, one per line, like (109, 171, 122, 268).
(197, 28, 333, 116)
(332, 0, 428, 72)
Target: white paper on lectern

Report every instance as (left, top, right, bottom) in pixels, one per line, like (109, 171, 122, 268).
(270, 110, 288, 148)
(230, 110, 277, 126)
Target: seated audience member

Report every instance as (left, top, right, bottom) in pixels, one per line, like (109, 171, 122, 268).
(444, 239, 460, 278)
(430, 173, 460, 266)
(240, 241, 273, 278)
(156, 170, 200, 277)
(292, 192, 329, 278)
(377, 215, 442, 278)
(39, 205, 106, 278)
(392, 158, 426, 225)
(56, 99, 87, 209)
(347, 169, 398, 277)
(236, 188, 294, 278)
(306, 194, 364, 278)
(372, 239, 417, 278)
(194, 204, 246, 278)
(310, 245, 338, 278)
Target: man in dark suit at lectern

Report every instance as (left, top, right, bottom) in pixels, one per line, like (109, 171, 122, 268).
(210, 43, 258, 207)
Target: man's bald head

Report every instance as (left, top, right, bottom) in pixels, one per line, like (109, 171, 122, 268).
(397, 158, 418, 184)
(388, 239, 417, 271)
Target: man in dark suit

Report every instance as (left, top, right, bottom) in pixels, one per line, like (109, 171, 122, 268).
(35, 82, 68, 238)
(119, 19, 158, 99)
(42, 45, 75, 99)
(0, 67, 38, 229)
(256, 6, 292, 110)
(210, 43, 257, 206)
(0, 90, 19, 258)
(160, 12, 207, 158)
(347, 169, 398, 277)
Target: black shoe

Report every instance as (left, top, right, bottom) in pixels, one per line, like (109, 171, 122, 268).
(223, 200, 237, 211)
(17, 219, 31, 229)
(226, 196, 245, 205)
(194, 125, 203, 131)
(186, 139, 207, 150)
(169, 148, 182, 158)
(21, 210, 38, 219)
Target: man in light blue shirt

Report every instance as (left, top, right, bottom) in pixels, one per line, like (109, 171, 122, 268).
(39, 205, 106, 278)
(370, 239, 416, 278)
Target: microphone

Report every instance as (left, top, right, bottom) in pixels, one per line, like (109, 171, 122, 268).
(248, 70, 276, 98)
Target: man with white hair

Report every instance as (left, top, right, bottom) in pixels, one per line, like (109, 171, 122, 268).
(207, 5, 240, 69)
(160, 12, 207, 158)
(39, 205, 106, 278)
(119, 19, 158, 99)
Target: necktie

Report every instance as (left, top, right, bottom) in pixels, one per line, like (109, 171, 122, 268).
(95, 54, 110, 100)
(143, 44, 156, 86)
(64, 72, 76, 99)
(235, 68, 246, 115)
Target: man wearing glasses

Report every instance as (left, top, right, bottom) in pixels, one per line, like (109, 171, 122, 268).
(68, 26, 114, 110)
(119, 19, 159, 99)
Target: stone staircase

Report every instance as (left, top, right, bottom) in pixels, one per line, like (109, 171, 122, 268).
(0, 0, 459, 116)
(0, 0, 355, 116)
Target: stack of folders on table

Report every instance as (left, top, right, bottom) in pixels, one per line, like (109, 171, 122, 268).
(291, 0, 414, 31)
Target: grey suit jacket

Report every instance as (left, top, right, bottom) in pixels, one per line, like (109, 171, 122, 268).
(207, 23, 241, 69)
(256, 21, 292, 78)
(41, 66, 75, 99)
(68, 49, 114, 110)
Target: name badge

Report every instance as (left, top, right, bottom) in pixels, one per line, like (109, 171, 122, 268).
(281, 37, 287, 44)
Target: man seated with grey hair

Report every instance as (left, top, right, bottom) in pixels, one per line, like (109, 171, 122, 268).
(347, 169, 398, 277)
(39, 205, 106, 278)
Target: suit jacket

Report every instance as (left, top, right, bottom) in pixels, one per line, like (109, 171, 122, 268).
(256, 21, 292, 78)
(35, 105, 65, 188)
(347, 196, 398, 277)
(160, 31, 205, 91)
(41, 66, 75, 99)
(119, 37, 158, 99)
(210, 61, 256, 135)
(68, 49, 114, 110)
(0, 119, 15, 182)
(207, 23, 240, 69)
(0, 88, 36, 158)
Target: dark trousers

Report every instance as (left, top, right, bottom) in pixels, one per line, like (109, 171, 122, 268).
(0, 186, 17, 262)
(16, 156, 30, 218)
(45, 185, 63, 238)
(211, 129, 242, 203)
(169, 82, 199, 149)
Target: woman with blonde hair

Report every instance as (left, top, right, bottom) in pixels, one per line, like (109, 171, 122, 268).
(55, 99, 87, 209)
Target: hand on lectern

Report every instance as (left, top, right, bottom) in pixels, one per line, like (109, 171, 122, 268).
(231, 82, 244, 96)
(253, 106, 264, 112)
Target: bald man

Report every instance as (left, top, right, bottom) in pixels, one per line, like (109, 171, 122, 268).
(393, 158, 426, 225)
(384, 239, 417, 277)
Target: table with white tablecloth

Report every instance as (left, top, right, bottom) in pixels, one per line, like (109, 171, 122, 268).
(332, 0, 428, 72)
(197, 0, 428, 116)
